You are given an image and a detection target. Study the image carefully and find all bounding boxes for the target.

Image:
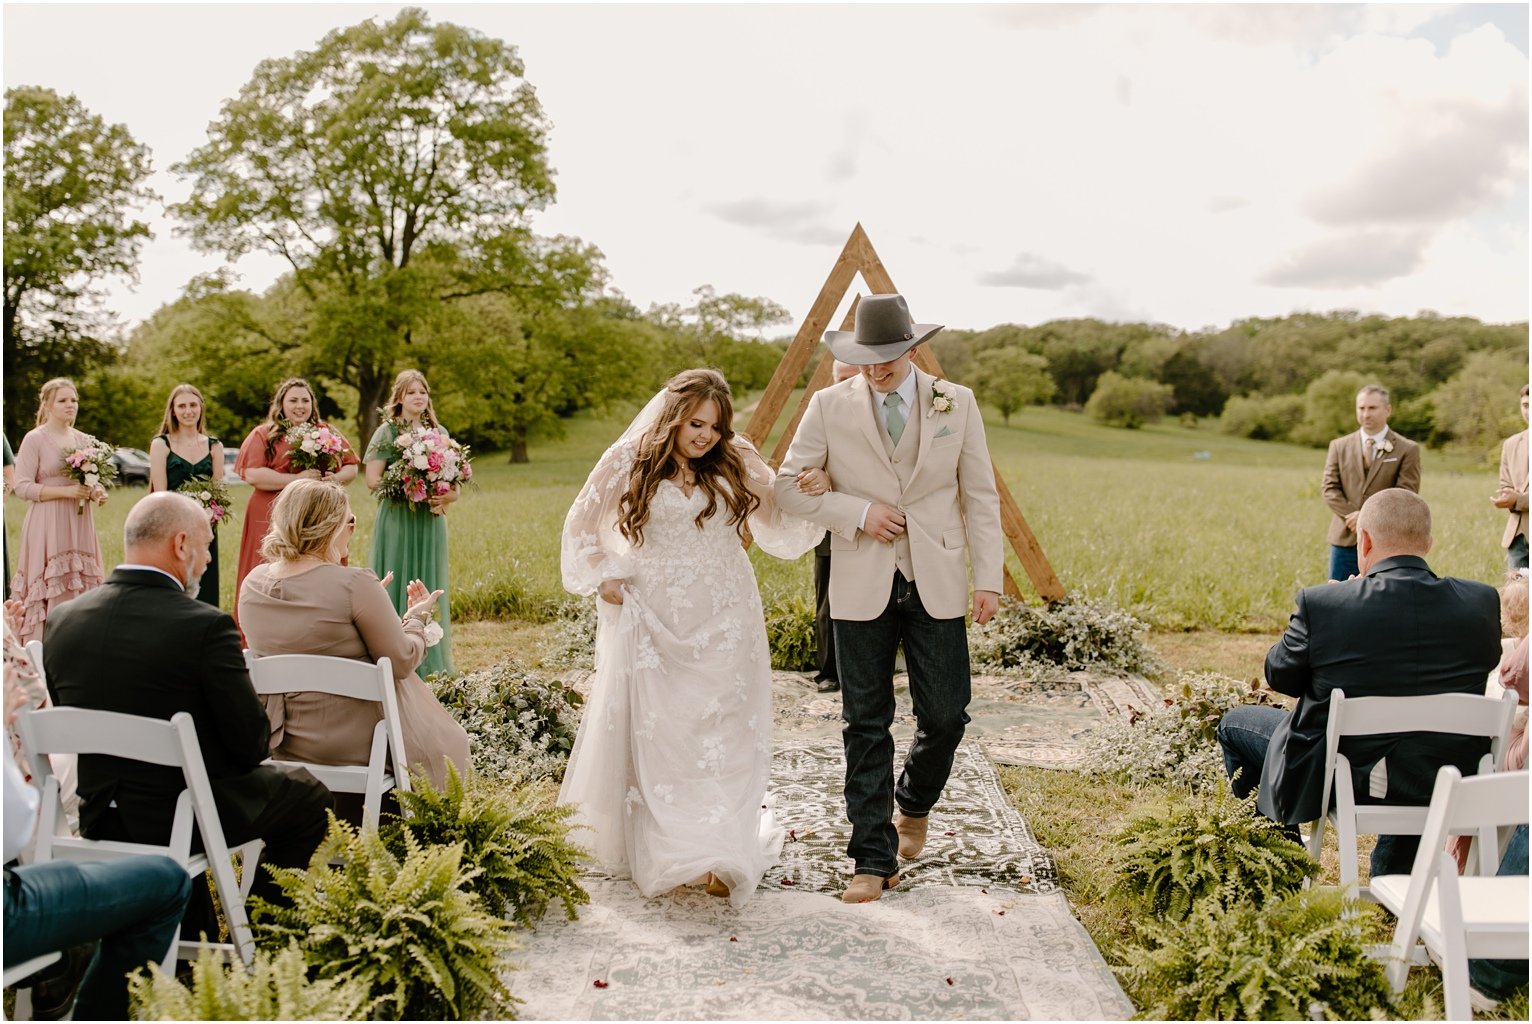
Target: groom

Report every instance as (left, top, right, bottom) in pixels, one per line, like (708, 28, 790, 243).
(775, 293, 1003, 903)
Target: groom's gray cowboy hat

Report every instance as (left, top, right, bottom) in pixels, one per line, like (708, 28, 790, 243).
(825, 294, 943, 366)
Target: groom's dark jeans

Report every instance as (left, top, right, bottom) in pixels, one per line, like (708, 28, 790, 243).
(834, 572, 971, 879)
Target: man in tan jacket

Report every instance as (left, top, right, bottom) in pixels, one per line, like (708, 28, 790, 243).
(1321, 384, 1420, 580)
(775, 294, 1002, 904)
(1493, 383, 1529, 569)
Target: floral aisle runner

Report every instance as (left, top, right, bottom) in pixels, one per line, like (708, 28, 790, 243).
(510, 739, 1133, 1020)
(771, 668, 1163, 769)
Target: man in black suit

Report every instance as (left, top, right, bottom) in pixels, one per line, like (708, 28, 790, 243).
(43, 492, 332, 927)
(1217, 487, 1501, 876)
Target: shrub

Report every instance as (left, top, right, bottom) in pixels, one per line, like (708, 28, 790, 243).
(1109, 785, 1316, 921)
(1121, 886, 1394, 1020)
(432, 661, 583, 782)
(1217, 392, 1305, 441)
(967, 596, 1157, 675)
(382, 760, 589, 929)
(1084, 371, 1173, 429)
(128, 944, 374, 1021)
(253, 817, 518, 1021)
(763, 590, 818, 671)
(1084, 671, 1279, 791)
(542, 600, 597, 669)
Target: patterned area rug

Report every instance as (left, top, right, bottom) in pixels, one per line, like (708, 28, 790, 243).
(770, 668, 1162, 770)
(508, 738, 1132, 1020)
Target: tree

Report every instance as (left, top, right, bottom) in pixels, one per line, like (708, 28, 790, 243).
(1084, 371, 1172, 429)
(1290, 369, 1369, 448)
(975, 347, 1054, 425)
(3, 86, 155, 441)
(170, 7, 556, 443)
(1426, 349, 1527, 461)
(1158, 350, 1228, 417)
(646, 285, 791, 365)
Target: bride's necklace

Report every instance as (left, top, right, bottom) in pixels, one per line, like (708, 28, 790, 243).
(675, 461, 698, 495)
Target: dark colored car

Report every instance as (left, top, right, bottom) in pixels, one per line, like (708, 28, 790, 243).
(109, 447, 151, 486)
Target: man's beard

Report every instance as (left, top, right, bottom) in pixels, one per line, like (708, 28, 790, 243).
(183, 566, 201, 601)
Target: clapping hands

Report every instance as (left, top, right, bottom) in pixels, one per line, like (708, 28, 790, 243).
(404, 578, 444, 622)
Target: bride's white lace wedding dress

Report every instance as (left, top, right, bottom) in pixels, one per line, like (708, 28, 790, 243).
(559, 435, 821, 907)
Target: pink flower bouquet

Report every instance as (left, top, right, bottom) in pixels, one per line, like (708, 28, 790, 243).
(61, 438, 118, 515)
(284, 422, 352, 474)
(377, 426, 472, 512)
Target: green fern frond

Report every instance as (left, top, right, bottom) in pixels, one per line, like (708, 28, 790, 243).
(127, 944, 374, 1020)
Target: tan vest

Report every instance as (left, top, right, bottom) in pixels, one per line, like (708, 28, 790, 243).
(876, 393, 920, 583)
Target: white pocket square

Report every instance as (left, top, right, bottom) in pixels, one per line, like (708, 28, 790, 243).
(935, 426, 954, 438)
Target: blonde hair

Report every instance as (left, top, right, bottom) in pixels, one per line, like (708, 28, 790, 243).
(35, 378, 78, 426)
(260, 479, 350, 562)
(1501, 571, 1529, 640)
(383, 369, 439, 428)
(155, 383, 207, 437)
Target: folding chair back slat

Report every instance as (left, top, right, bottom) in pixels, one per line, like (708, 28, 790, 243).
(244, 651, 410, 829)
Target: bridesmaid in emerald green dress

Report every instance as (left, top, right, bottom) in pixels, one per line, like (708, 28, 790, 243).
(365, 369, 456, 677)
(149, 383, 224, 606)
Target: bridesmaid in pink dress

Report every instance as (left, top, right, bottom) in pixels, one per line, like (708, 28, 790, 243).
(9, 378, 108, 645)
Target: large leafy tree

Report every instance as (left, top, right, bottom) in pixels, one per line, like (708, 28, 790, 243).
(171, 7, 556, 442)
(3, 86, 155, 442)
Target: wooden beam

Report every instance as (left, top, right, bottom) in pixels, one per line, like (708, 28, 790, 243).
(768, 297, 860, 469)
(743, 227, 861, 447)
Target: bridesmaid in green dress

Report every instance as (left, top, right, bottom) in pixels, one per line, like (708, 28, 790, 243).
(149, 383, 224, 606)
(365, 369, 457, 676)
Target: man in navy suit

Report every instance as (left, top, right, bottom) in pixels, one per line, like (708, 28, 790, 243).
(1217, 488, 1501, 875)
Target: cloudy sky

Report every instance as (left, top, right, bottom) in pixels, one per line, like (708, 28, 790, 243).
(4, 3, 1527, 335)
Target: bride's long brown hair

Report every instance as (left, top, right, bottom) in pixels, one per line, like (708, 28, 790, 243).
(617, 368, 759, 547)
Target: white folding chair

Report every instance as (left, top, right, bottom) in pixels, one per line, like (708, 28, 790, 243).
(244, 652, 410, 831)
(23, 639, 45, 686)
(15, 707, 259, 971)
(1307, 688, 1517, 901)
(3, 951, 61, 1020)
(1371, 766, 1529, 1020)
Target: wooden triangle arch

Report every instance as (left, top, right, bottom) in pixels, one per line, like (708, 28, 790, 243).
(742, 223, 1066, 602)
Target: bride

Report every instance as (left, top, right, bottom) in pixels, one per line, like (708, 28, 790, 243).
(559, 368, 822, 907)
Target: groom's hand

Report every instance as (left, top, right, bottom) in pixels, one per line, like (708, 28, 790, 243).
(972, 590, 999, 625)
(863, 504, 906, 543)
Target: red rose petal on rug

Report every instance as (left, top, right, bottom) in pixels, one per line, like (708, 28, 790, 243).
(788, 829, 798, 842)
(730, 936, 738, 942)
(946, 977, 954, 986)
(780, 877, 796, 886)
(994, 910, 1006, 916)
(944, 831, 956, 836)
(593, 980, 609, 988)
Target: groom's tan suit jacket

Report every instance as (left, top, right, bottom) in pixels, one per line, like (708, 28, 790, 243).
(774, 368, 1003, 622)
(1499, 429, 1528, 549)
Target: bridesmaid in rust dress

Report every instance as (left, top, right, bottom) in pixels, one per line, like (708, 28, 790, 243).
(9, 378, 107, 645)
(233, 378, 358, 616)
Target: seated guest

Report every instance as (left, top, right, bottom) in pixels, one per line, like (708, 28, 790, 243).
(42, 492, 333, 929)
(238, 479, 469, 791)
(1217, 488, 1502, 877)
(4, 612, 192, 1021)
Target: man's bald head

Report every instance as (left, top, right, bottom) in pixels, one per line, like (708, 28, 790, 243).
(124, 492, 213, 595)
(1357, 488, 1432, 571)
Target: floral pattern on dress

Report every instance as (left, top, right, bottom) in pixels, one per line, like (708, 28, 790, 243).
(557, 434, 822, 907)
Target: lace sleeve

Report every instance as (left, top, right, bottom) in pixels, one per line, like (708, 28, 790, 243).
(561, 439, 638, 596)
(733, 436, 824, 559)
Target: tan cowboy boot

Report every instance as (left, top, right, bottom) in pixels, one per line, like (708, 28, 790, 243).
(841, 872, 901, 903)
(893, 810, 929, 859)
(705, 872, 730, 899)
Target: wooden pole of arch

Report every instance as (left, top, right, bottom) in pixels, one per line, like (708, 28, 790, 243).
(745, 224, 1066, 603)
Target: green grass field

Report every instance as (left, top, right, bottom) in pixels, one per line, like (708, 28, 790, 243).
(6, 405, 1506, 630)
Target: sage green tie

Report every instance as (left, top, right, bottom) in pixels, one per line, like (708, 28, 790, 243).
(884, 392, 906, 446)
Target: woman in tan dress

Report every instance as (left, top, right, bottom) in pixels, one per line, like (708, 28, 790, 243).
(237, 478, 468, 790)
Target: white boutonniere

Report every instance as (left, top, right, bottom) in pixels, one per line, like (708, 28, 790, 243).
(929, 382, 956, 418)
(1376, 438, 1394, 455)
